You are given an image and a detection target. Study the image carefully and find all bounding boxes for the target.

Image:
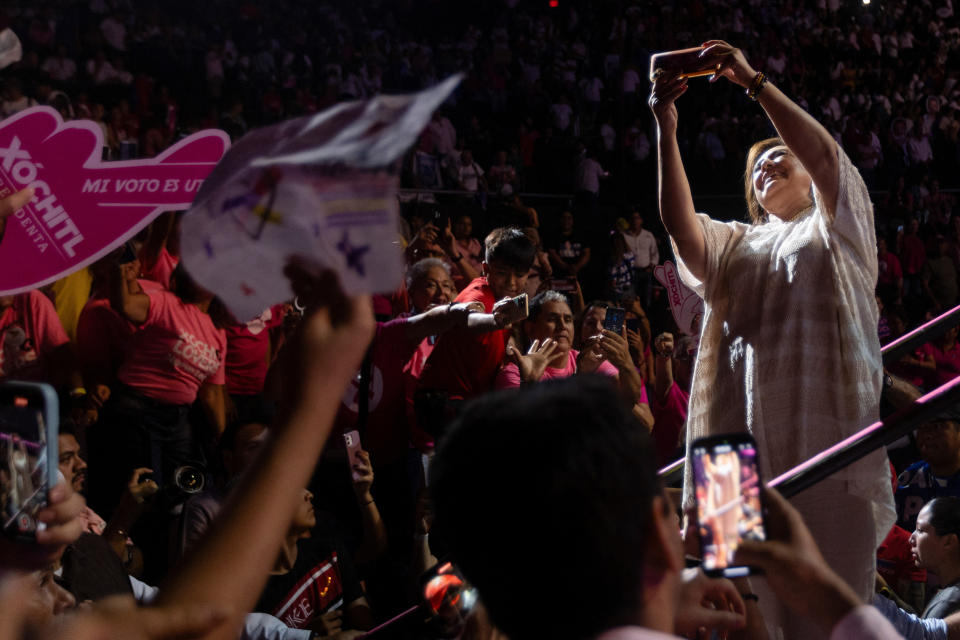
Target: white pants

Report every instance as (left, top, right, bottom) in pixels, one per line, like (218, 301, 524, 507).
(755, 479, 877, 639)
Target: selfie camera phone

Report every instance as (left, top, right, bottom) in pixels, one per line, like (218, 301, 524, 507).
(603, 307, 626, 334)
(649, 46, 715, 81)
(625, 317, 641, 334)
(511, 293, 529, 317)
(691, 433, 766, 578)
(0, 381, 59, 540)
(344, 430, 363, 481)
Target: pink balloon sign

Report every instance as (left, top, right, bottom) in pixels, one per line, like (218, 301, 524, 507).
(0, 107, 230, 295)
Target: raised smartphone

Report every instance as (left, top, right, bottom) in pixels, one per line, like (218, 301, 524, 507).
(344, 430, 363, 481)
(691, 432, 766, 577)
(603, 306, 626, 334)
(649, 46, 715, 81)
(509, 292, 529, 318)
(0, 381, 59, 540)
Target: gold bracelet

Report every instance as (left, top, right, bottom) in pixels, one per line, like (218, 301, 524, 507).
(747, 71, 767, 101)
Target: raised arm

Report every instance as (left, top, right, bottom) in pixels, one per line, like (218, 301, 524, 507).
(155, 268, 375, 640)
(649, 73, 706, 281)
(703, 40, 839, 214)
(142, 211, 179, 267)
(653, 333, 676, 403)
(403, 301, 484, 342)
(110, 262, 150, 325)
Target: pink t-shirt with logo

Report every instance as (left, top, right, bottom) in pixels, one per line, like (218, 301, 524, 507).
(118, 289, 226, 405)
(76, 280, 162, 378)
(225, 304, 285, 395)
(0, 291, 70, 382)
(494, 349, 627, 390)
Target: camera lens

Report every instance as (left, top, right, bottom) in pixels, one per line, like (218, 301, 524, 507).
(173, 465, 205, 494)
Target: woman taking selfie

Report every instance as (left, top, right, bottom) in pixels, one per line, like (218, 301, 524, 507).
(649, 40, 894, 637)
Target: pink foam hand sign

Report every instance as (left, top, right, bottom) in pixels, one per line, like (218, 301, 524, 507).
(654, 261, 704, 335)
(0, 106, 229, 295)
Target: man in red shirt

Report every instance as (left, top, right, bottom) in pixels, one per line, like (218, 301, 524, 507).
(416, 228, 534, 434)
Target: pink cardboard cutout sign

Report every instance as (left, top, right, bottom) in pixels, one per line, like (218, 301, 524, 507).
(654, 261, 704, 335)
(0, 106, 229, 295)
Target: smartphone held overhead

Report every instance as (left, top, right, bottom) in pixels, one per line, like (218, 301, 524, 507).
(0, 381, 59, 540)
(649, 46, 715, 81)
(691, 432, 766, 578)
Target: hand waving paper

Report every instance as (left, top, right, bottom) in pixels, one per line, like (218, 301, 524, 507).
(180, 75, 461, 321)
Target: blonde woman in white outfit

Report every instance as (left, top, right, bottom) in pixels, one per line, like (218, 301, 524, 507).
(650, 40, 895, 639)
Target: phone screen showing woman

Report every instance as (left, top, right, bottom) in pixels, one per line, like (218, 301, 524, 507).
(691, 435, 766, 577)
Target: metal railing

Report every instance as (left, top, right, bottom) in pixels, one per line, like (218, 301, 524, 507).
(881, 305, 960, 364)
(658, 302, 960, 490)
(772, 375, 960, 498)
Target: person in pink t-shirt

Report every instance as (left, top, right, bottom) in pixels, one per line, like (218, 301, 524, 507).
(76, 246, 163, 416)
(0, 290, 81, 391)
(224, 304, 288, 420)
(401, 258, 459, 452)
(89, 262, 227, 581)
(575, 300, 654, 430)
(138, 212, 181, 289)
(650, 332, 690, 467)
(916, 326, 960, 388)
(495, 291, 620, 388)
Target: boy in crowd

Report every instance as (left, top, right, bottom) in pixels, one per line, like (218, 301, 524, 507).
(415, 227, 533, 432)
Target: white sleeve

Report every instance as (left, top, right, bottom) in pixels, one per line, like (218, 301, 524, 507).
(241, 613, 312, 640)
(867, 595, 946, 640)
(669, 213, 740, 302)
(820, 145, 877, 280)
(127, 576, 160, 604)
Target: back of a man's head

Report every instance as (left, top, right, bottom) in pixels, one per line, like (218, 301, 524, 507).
(431, 376, 662, 640)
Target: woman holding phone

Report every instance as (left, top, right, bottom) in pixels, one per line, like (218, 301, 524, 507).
(649, 40, 894, 637)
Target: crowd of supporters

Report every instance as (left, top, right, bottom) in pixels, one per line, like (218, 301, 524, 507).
(6, 0, 960, 638)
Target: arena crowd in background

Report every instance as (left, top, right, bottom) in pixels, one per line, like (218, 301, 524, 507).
(4, 0, 960, 638)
